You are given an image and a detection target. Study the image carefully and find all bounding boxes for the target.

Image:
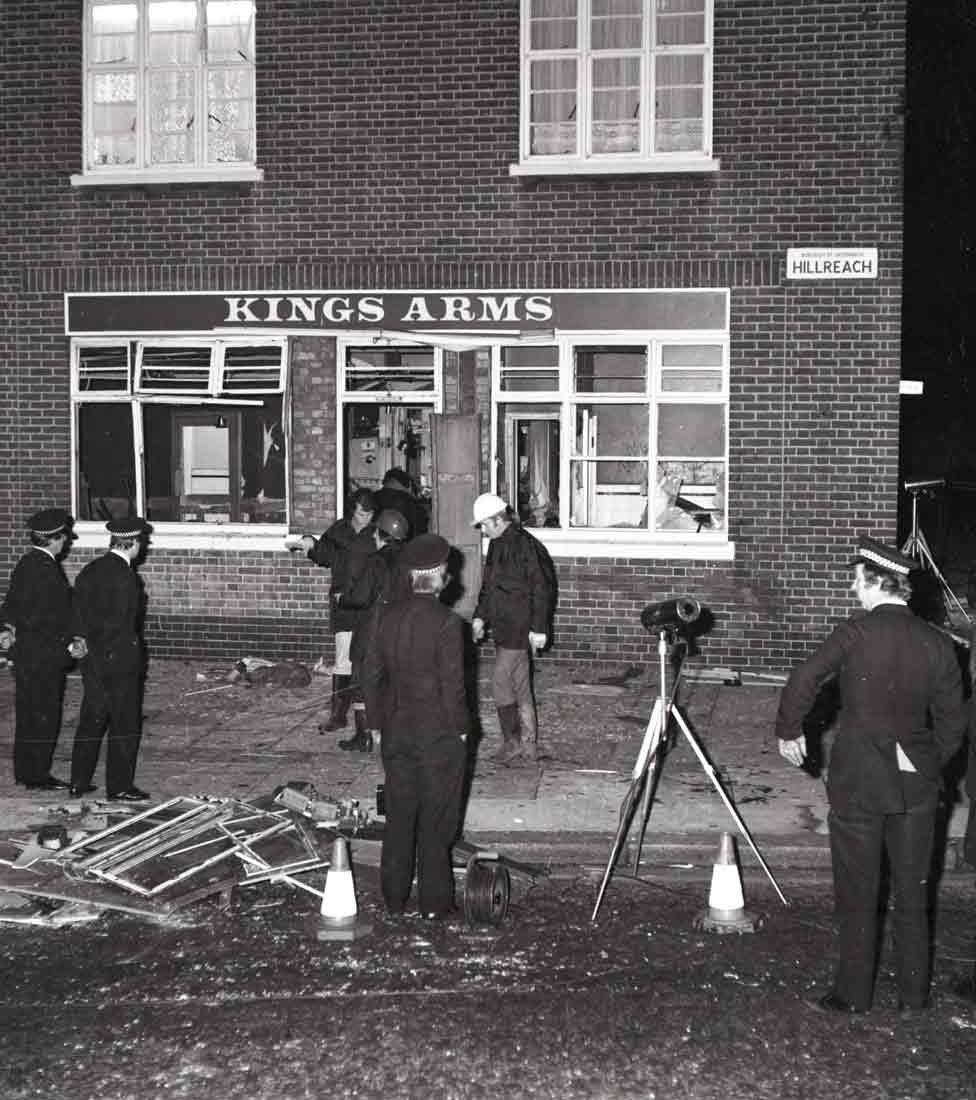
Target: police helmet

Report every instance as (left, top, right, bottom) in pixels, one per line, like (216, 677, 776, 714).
(376, 509, 409, 542)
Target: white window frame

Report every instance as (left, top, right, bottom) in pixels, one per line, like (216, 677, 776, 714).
(511, 0, 719, 177)
(70, 335, 288, 549)
(335, 336, 445, 516)
(72, 0, 263, 187)
(490, 331, 732, 559)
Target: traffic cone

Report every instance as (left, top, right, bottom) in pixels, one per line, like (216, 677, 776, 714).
(317, 836, 372, 942)
(694, 832, 762, 933)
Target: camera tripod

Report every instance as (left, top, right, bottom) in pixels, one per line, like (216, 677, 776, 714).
(591, 628, 788, 923)
(900, 481, 971, 628)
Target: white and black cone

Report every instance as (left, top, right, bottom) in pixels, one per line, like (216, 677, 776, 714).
(694, 832, 762, 933)
(317, 835, 371, 941)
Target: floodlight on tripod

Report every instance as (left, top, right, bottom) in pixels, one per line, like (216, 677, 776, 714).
(640, 596, 701, 634)
(591, 594, 788, 923)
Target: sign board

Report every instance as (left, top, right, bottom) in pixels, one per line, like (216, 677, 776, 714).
(786, 248, 878, 280)
(65, 289, 729, 335)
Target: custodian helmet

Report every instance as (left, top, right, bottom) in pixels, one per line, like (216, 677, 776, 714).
(376, 508, 409, 542)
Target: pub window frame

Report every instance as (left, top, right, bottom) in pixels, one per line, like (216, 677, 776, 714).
(490, 330, 730, 557)
(70, 335, 289, 542)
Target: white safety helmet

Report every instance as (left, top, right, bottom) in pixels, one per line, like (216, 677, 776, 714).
(471, 492, 510, 527)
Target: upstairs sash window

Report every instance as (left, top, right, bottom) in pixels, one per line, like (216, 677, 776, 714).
(519, 0, 713, 171)
(82, 0, 256, 176)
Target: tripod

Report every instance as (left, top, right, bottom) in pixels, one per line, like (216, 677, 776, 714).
(591, 628, 788, 923)
(900, 482, 971, 628)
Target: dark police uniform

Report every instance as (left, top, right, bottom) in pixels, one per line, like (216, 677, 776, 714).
(70, 518, 149, 799)
(362, 534, 469, 917)
(0, 509, 75, 788)
(307, 517, 377, 731)
(776, 537, 966, 1012)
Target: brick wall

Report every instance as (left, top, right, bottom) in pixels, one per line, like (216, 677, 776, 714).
(0, 1, 906, 673)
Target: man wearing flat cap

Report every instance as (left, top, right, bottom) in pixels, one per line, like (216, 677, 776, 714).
(0, 508, 82, 790)
(69, 517, 151, 802)
(776, 534, 966, 1017)
(362, 533, 470, 919)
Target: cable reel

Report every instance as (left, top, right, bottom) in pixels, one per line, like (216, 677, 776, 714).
(462, 852, 511, 926)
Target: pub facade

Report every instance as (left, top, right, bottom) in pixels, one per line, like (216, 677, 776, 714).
(1, 1, 907, 672)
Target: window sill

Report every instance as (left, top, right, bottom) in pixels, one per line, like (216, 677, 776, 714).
(517, 529, 734, 561)
(72, 522, 287, 553)
(70, 166, 264, 188)
(508, 156, 720, 178)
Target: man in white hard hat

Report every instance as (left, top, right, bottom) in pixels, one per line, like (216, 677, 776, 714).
(470, 493, 555, 763)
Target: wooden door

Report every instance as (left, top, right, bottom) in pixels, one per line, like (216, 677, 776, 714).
(431, 413, 482, 619)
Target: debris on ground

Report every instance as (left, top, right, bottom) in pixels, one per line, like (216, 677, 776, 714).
(0, 791, 344, 925)
(188, 657, 313, 691)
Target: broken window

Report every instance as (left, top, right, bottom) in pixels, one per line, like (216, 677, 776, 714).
(72, 338, 288, 527)
(490, 336, 727, 536)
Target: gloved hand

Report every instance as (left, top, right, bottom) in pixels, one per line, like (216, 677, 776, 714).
(471, 617, 485, 642)
(67, 636, 87, 660)
(0, 626, 14, 652)
(528, 631, 547, 654)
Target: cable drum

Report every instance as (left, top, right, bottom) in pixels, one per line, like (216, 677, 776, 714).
(463, 856, 511, 926)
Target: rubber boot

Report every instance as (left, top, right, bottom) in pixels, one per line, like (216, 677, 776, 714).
(518, 697, 539, 761)
(318, 675, 351, 733)
(339, 708, 373, 752)
(491, 702, 523, 763)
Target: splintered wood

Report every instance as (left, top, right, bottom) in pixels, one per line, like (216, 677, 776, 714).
(0, 795, 330, 924)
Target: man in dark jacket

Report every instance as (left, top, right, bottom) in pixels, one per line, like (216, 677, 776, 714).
(362, 533, 469, 918)
(69, 517, 151, 802)
(776, 534, 966, 1016)
(341, 508, 412, 752)
(471, 493, 554, 762)
(373, 467, 429, 537)
(0, 508, 80, 791)
(299, 488, 376, 733)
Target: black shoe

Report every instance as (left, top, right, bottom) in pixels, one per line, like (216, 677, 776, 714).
(68, 784, 97, 798)
(318, 713, 350, 733)
(107, 787, 150, 802)
(805, 992, 866, 1015)
(24, 776, 70, 791)
(338, 730, 373, 752)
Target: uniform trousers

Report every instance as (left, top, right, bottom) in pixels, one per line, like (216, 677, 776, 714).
(828, 773, 939, 1010)
(381, 736, 467, 916)
(492, 646, 537, 743)
(13, 657, 66, 784)
(70, 656, 143, 795)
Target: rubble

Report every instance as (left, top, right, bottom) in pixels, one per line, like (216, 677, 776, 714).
(0, 787, 358, 925)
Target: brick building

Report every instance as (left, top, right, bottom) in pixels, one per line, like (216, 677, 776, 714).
(1, 1, 906, 673)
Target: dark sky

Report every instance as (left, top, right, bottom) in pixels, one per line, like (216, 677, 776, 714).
(901, 0, 976, 481)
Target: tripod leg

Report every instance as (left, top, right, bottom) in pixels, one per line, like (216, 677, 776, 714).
(670, 707, 790, 907)
(914, 530, 971, 621)
(591, 701, 665, 923)
(631, 717, 667, 876)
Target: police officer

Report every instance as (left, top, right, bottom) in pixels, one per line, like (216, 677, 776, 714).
(777, 534, 966, 1016)
(0, 508, 80, 790)
(340, 508, 412, 752)
(69, 517, 151, 801)
(362, 533, 469, 918)
(298, 487, 377, 733)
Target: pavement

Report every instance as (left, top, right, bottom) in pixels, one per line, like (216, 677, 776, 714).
(0, 655, 971, 882)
